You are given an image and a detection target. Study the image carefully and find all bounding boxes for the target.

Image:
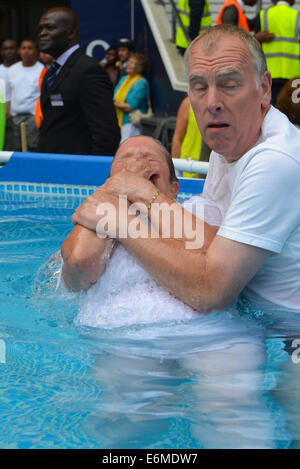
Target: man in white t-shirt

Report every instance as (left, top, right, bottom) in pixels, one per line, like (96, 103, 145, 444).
(71, 25, 300, 314)
(0, 39, 19, 150)
(6, 39, 43, 151)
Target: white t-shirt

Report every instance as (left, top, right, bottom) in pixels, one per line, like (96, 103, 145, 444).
(198, 106, 300, 312)
(6, 60, 43, 115)
(0, 64, 9, 83)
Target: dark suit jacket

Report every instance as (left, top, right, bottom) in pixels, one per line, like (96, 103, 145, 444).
(38, 48, 120, 156)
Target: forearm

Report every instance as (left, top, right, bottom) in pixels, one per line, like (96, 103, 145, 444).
(61, 224, 115, 291)
(114, 100, 132, 113)
(145, 192, 216, 246)
(171, 134, 183, 158)
(120, 226, 211, 312)
(120, 195, 218, 312)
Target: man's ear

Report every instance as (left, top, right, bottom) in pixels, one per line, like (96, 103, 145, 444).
(171, 181, 179, 199)
(260, 70, 272, 110)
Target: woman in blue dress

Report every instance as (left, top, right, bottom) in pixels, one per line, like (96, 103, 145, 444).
(113, 52, 150, 141)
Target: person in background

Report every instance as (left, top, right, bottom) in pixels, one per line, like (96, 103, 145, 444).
(215, 0, 275, 45)
(0, 39, 19, 150)
(171, 95, 210, 177)
(176, 0, 212, 55)
(38, 51, 53, 67)
(0, 39, 19, 79)
(37, 7, 120, 156)
(116, 37, 135, 78)
(258, 0, 300, 105)
(114, 52, 149, 142)
(5, 39, 43, 151)
(276, 78, 300, 128)
(35, 52, 53, 129)
(100, 46, 119, 88)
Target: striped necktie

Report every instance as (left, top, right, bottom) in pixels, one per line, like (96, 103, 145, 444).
(46, 61, 60, 89)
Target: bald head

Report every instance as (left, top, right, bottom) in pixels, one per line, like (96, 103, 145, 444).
(38, 7, 80, 58)
(110, 136, 179, 200)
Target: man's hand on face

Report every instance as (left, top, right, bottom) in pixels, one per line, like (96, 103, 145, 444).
(71, 189, 126, 236)
(72, 187, 150, 240)
(103, 156, 158, 205)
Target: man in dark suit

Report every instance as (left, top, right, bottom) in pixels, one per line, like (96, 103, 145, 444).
(37, 7, 120, 156)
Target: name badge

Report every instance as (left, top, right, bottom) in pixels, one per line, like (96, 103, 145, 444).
(50, 94, 64, 106)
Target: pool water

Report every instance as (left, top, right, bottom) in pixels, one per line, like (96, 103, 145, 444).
(0, 188, 300, 449)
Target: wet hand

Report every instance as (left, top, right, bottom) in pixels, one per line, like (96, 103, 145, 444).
(103, 169, 156, 205)
(72, 190, 125, 237)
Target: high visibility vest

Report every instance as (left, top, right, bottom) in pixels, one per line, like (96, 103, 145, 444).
(215, 0, 250, 31)
(35, 67, 47, 128)
(176, 0, 212, 49)
(180, 104, 202, 178)
(260, 5, 300, 79)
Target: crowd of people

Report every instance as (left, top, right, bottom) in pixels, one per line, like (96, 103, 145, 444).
(0, 17, 151, 154)
(173, 0, 300, 173)
(0, 1, 299, 162)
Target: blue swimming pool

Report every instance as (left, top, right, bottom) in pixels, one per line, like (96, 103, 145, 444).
(0, 182, 299, 449)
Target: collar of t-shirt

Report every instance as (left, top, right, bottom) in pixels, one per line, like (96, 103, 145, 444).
(276, 1, 291, 6)
(55, 44, 80, 73)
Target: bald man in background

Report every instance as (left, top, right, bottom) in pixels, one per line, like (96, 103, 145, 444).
(37, 7, 120, 156)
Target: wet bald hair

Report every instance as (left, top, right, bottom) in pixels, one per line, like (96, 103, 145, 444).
(42, 7, 80, 41)
(184, 24, 267, 88)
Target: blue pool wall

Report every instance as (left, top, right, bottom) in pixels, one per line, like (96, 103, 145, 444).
(0, 152, 204, 195)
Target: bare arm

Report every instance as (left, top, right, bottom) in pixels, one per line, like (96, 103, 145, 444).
(113, 99, 132, 113)
(61, 224, 115, 292)
(61, 192, 116, 292)
(120, 223, 270, 313)
(171, 96, 190, 158)
(73, 174, 270, 313)
(113, 189, 270, 312)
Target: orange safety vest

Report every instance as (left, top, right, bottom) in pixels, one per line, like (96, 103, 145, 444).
(35, 67, 47, 128)
(215, 0, 250, 31)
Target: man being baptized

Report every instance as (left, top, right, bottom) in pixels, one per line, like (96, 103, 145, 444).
(61, 136, 221, 328)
